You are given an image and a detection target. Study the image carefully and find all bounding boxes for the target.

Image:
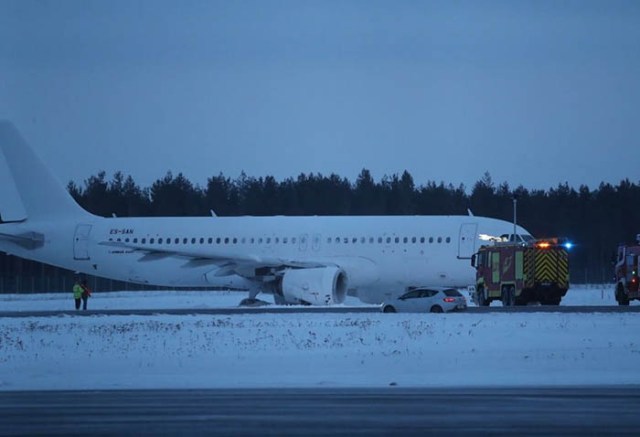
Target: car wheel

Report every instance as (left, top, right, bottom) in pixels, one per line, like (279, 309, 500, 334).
(383, 305, 396, 313)
(430, 305, 443, 313)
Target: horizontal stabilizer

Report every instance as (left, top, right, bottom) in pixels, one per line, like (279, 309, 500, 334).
(0, 231, 45, 249)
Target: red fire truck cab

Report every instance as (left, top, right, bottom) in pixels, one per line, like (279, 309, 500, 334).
(614, 236, 640, 306)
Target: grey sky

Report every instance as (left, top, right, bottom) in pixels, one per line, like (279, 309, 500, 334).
(1, 0, 639, 192)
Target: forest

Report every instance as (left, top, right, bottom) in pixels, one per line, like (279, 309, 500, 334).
(2, 168, 639, 293)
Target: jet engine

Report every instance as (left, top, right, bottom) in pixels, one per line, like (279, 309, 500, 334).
(280, 266, 348, 305)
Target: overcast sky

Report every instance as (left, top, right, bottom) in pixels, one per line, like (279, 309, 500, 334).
(1, 0, 639, 192)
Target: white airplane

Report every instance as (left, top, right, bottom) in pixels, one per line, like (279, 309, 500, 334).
(0, 121, 533, 305)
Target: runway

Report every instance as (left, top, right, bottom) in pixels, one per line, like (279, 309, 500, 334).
(0, 305, 639, 318)
(1, 387, 639, 435)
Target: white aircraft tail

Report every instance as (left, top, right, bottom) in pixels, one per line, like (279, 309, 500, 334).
(0, 121, 91, 222)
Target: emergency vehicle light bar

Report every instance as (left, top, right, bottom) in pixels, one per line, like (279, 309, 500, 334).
(533, 237, 573, 250)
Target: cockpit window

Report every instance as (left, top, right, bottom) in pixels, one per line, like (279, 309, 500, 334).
(500, 233, 535, 243)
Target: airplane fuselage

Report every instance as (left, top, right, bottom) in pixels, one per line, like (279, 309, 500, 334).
(1, 214, 527, 303)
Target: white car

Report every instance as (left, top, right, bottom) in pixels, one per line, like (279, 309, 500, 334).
(382, 287, 467, 313)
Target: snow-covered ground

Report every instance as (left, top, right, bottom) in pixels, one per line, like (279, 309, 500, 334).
(1, 285, 639, 391)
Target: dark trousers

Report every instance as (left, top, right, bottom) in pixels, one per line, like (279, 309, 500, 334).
(82, 296, 88, 310)
(75, 298, 81, 310)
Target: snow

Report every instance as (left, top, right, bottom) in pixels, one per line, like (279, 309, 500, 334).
(1, 285, 639, 391)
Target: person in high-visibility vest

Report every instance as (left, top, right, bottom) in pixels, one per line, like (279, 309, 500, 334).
(72, 279, 83, 310)
(81, 279, 92, 310)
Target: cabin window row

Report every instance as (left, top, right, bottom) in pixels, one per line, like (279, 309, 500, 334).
(108, 236, 453, 245)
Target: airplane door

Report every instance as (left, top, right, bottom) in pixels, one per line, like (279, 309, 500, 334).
(458, 223, 477, 259)
(73, 224, 92, 260)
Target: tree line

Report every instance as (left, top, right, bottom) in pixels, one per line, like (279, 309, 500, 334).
(2, 168, 639, 292)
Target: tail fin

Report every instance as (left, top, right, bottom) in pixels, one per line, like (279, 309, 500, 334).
(0, 121, 91, 221)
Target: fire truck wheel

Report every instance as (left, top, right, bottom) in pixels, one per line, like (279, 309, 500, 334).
(501, 287, 515, 307)
(477, 286, 489, 306)
(617, 295, 630, 306)
(616, 285, 630, 306)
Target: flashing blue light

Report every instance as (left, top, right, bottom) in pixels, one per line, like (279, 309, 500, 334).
(564, 242, 573, 250)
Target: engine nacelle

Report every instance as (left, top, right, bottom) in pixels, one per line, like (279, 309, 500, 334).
(281, 267, 348, 305)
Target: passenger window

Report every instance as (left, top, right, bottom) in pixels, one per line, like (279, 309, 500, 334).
(420, 237, 425, 243)
(208, 238, 213, 244)
(446, 237, 451, 243)
(166, 238, 170, 245)
(150, 238, 155, 244)
(216, 238, 221, 244)
(352, 237, 357, 243)
(429, 237, 434, 243)
(233, 238, 237, 244)
(141, 238, 146, 244)
(369, 237, 374, 243)
(224, 238, 229, 244)
(378, 237, 383, 243)
(411, 237, 416, 243)
(191, 238, 196, 244)
(403, 237, 408, 243)
(158, 238, 163, 244)
(133, 238, 138, 243)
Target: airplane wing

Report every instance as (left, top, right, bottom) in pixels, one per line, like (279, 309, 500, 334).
(98, 240, 328, 277)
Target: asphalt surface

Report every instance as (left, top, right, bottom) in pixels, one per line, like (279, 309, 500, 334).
(1, 387, 639, 435)
(0, 305, 639, 318)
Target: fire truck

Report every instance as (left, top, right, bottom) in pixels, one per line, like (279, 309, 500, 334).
(614, 235, 640, 306)
(471, 237, 570, 306)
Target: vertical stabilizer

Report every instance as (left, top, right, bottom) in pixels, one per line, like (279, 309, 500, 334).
(0, 121, 91, 220)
